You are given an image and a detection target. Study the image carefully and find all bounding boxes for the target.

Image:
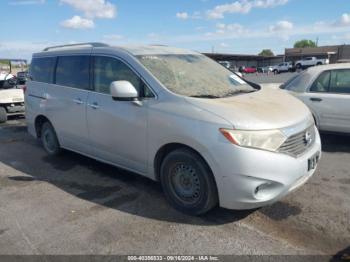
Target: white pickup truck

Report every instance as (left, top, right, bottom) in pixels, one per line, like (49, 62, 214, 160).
(295, 57, 329, 69)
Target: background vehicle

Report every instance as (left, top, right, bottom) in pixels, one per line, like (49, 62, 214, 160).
(0, 72, 25, 123)
(272, 62, 293, 74)
(17, 71, 28, 84)
(242, 66, 257, 74)
(295, 57, 329, 70)
(281, 63, 350, 133)
(0, 59, 26, 123)
(26, 43, 320, 215)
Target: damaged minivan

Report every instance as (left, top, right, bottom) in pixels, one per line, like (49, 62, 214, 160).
(26, 43, 321, 215)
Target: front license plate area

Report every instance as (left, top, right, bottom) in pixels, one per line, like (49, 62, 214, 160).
(308, 152, 320, 171)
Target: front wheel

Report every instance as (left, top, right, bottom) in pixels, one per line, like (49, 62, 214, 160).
(0, 107, 7, 123)
(160, 148, 218, 215)
(41, 122, 62, 156)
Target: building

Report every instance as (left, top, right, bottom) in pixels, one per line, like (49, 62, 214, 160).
(285, 45, 350, 63)
(203, 53, 284, 69)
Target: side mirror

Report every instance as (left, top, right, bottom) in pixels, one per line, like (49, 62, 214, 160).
(110, 81, 138, 101)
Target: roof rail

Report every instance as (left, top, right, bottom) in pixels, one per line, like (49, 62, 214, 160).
(43, 42, 109, 51)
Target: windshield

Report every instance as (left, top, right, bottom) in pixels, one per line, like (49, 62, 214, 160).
(283, 71, 313, 93)
(136, 54, 257, 98)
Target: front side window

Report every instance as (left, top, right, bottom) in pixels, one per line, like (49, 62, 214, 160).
(55, 56, 90, 90)
(93, 56, 154, 97)
(310, 71, 331, 93)
(137, 54, 256, 98)
(329, 69, 350, 94)
(30, 57, 55, 83)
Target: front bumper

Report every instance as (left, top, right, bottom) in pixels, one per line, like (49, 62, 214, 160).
(211, 127, 322, 210)
(5, 104, 25, 115)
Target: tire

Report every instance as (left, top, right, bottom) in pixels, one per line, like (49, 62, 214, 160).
(273, 70, 278, 75)
(316, 62, 322, 66)
(0, 107, 7, 123)
(296, 64, 302, 70)
(160, 148, 218, 215)
(41, 122, 62, 156)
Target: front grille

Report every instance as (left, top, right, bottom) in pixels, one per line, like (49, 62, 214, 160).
(278, 125, 316, 157)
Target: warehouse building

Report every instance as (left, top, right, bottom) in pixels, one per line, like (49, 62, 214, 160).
(203, 53, 284, 69)
(285, 44, 350, 63)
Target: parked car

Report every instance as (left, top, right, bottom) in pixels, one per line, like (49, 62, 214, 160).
(295, 57, 329, 70)
(0, 72, 25, 123)
(281, 63, 350, 133)
(272, 62, 293, 74)
(26, 43, 321, 215)
(242, 66, 257, 74)
(17, 71, 29, 84)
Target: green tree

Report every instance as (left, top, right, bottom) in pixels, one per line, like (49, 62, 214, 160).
(293, 39, 317, 48)
(258, 49, 274, 57)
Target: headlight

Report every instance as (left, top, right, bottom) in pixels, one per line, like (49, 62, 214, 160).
(219, 128, 287, 152)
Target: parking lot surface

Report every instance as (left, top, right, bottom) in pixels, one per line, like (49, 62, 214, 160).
(244, 72, 298, 85)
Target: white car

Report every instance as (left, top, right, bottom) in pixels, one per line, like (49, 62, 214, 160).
(0, 72, 25, 123)
(281, 63, 350, 133)
(26, 43, 321, 215)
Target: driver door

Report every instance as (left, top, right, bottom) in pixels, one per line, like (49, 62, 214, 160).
(86, 56, 154, 174)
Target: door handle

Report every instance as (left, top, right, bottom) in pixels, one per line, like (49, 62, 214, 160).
(88, 102, 100, 109)
(73, 98, 84, 105)
(310, 98, 322, 102)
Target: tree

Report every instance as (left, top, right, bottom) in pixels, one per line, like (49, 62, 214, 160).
(294, 39, 317, 48)
(258, 49, 274, 57)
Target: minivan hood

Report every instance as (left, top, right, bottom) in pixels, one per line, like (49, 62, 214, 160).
(185, 87, 312, 130)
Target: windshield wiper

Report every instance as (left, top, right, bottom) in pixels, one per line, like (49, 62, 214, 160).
(190, 95, 220, 99)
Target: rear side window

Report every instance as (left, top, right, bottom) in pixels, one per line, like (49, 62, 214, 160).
(30, 57, 55, 83)
(55, 56, 90, 90)
(310, 71, 331, 93)
(330, 69, 350, 94)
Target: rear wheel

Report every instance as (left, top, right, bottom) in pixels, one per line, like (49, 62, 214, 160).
(0, 107, 7, 123)
(160, 148, 218, 215)
(41, 122, 62, 156)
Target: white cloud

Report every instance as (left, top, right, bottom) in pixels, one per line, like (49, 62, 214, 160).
(338, 13, 350, 26)
(60, 0, 116, 19)
(103, 34, 124, 40)
(219, 42, 229, 48)
(269, 20, 293, 32)
(176, 12, 189, 20)
(9, 0, 45, 5)
(207, 0, 288, 19)
(61, 16, 95, 29)
(176, 11, 202, 20)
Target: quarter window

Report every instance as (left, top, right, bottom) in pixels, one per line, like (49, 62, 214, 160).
(310, 71, 330, 93)
(93, 56, 154, 97)
(30, 57, 55, 83)
(329, 69, 350, 94)
(55, 56, 90, 90)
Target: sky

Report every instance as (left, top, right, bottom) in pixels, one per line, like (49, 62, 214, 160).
(1, 0, 350, 61)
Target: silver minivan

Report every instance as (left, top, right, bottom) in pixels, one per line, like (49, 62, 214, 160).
(26, 43, 321, 215)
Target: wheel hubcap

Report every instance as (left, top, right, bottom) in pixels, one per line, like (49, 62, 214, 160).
(170, 164, 201, 204)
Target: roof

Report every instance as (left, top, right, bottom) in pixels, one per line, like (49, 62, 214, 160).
(38, 42, 199, 56)
(121, 45, 198, 55)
